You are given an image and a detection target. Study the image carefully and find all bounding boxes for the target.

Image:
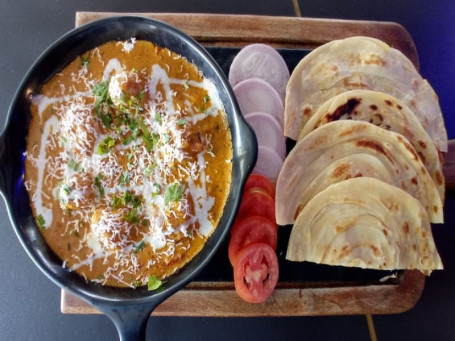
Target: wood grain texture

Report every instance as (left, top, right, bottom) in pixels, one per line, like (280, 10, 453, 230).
(75, 12, 419, 69)
(61, 12, 428, 316)
(62, 271, 425, 316)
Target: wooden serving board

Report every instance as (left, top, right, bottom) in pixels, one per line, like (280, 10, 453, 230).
(61, 12, 429, 316)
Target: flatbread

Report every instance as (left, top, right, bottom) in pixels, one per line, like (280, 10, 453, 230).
(284, 36, 447, 151)
(299, 89, 444, 201)
(286, 177, 443, 273)
(275, 120, 443, 224)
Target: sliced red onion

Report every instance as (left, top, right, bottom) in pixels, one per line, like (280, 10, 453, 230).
(233, 78, 284, 127)
(244, 112, 286, 161)
(229, 43, 289, 100)
(253, 145, 284, 184)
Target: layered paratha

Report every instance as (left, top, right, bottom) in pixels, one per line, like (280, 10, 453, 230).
(286, 177, 443, 273)
(284, 36, 447, 151)
(299, 89, 444, 200)
(275, 120, 443, 225)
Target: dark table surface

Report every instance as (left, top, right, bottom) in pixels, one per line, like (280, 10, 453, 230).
(1, 1, 454, 340)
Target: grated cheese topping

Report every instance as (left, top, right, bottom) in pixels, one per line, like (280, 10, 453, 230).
(24, 40, 232, 288)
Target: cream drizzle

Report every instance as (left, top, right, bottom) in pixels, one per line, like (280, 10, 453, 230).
(28, 44, 227, 285)
(34, 115, 60, 227)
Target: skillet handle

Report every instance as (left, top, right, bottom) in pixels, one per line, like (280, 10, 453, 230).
(94, 302, 155, 341)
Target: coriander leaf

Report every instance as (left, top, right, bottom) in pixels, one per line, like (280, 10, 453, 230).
(142, 134, 154, 152)
(37, 214, 46, 230)
(138, 117, 155, 152)
(98, 136, 116, 155)
(122, 190, 142, 207)
(177, 119, 187, 126)
(123, 209, 140, 224)
(79, 55, 90, 68)
(147, 275, 163, 291)
(61, 185, 72, 195)
(122, 133, 137, 146)
(93, 81, 113, 129)
(111, 196, 121, 209)
(151, 183, 161, 196)
(145, 163, 156, 177)
(203, 95, 210, 104)
(99, 112, 112, 129)
(133, 240, 146, 254)
(138, 90, 145, 101)
(68, 159, 83, 172)
(119, 171, 129, 186)
(164, 183, 184, 204)
(163, 133, 170, 144)
(94, 174, 105, 197)
(154, 112, 163, 125)
(93, 80, 109, 99)
(128, 117, 138, 132)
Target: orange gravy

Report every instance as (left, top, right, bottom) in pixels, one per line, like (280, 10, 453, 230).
(24, 40, 232, 288)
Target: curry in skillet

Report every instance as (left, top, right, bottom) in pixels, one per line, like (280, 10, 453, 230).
(24, 39, 232, 288)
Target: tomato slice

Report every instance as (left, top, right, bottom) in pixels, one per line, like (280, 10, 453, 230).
(229, 216, 277, 266)
(244, 174, 275, 198)
(236, 188, 276, 224)
(233, 243, 279, 303)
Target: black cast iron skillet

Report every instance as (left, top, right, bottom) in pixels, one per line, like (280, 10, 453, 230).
(0, 16, 257, 340)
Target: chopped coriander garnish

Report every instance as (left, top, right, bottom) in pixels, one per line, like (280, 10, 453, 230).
(151, 183, 161, 196)
(138, 89, 145, 101)
(177, 119, 187, 126)
(79, 55, 90, 67)
(68, 159, 83, 172)
(128, 95, 138, 106)
(98, 136, 116, 155)
(133, 240, 146, 254)
(147, 275, 163, 291)
(121, 91, 127, 104)
(163, 133, 170, 144)
(93, 80, 109, 100)
(94, 174, 105, 197)
(61, 185, 72, 195)
(122, 133, 137, 146)
(128, 117, 138, 131)
(123, 208, 140, 224)
(138, 117, 157, 152)
(111, 195, 121, 209)
(122, 190, 143, 208)
(142, 134, 154, 152)
(165, 183, 184, 204)
(119, 171, 129, 186)
(93, 80, 113, 129)
(203, 95, 210, 104)
(37, 214, 46, 230)
(122, 190, 133, 203)
(183, 82, 189, 90)
(154, 112, 163, 125)
(145, 163, 156, 177)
